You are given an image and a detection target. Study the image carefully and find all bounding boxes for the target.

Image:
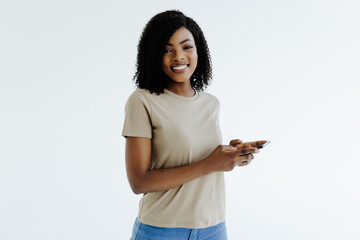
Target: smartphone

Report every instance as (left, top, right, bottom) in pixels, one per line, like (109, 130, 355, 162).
(238, 141, 271, 157)
(257, 140, 271, 149)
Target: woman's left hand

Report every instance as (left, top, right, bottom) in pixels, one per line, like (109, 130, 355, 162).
(229, 139, 267, 166)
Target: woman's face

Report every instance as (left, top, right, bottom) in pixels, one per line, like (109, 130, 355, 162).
(162, 27, 198, 84)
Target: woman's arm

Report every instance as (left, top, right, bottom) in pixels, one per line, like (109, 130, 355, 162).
(125, 137, 261, 194)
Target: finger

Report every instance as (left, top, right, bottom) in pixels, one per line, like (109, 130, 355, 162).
(235, 142, 251, 148)
(229, 139, 242, 147)
(239, 160, 250, 166)
(250, 140, 268, 148)
(239, 159, 252, 167)
(238, 160, 248, 166)
(236, 140, 268, 149)
(235, 148, 259, 156)
(238, 154, 254, 166)
(222, 145, 237, 152)
(237, 153, 254, 163)
(242, 154, 254, 161)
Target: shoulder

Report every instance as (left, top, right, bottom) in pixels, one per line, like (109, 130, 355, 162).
(198, 91, 220, 105)
(124, 89, 162, 114)
(124, 89, 152, 112)
(126, 89, 154, 104)
(127, 89, 149, 99)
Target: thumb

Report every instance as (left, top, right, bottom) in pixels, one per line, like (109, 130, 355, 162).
(229, 139, 243, 146)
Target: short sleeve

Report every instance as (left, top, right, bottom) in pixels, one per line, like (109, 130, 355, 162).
(122, 90, 152, 138)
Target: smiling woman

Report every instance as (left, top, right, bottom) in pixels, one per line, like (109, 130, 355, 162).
(133, 10, 213, 95)
(162, 27, 198, 95)
(122, 10, 267, 240)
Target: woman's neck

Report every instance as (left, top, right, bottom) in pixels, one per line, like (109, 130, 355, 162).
(166, 82, 195, 97)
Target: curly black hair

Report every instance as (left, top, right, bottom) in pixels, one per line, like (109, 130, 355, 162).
(133, 10, 212, 94)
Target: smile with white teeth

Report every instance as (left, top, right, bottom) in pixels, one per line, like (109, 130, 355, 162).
(172, 64, 188, 70)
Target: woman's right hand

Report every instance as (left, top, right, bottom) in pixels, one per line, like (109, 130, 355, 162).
(204, 145, 259, 173)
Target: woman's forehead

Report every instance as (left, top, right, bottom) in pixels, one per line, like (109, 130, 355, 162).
(167, 27, 195, 45)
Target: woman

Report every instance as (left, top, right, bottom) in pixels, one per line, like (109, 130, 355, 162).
(122, 10, 267, 240)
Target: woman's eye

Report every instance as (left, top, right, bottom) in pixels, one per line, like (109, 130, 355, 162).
(184, 46, 193, 50)
(164, 49, 172, 53)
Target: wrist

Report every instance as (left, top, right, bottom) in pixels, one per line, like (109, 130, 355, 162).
(199, 157, 214, 175)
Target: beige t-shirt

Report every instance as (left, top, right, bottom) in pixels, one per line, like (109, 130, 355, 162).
(122, 88, 225, 228)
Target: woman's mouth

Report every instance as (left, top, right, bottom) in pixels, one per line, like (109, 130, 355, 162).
(171, 64, 189, 73)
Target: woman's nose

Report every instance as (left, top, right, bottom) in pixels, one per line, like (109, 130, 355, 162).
(173, 51, 185, 61)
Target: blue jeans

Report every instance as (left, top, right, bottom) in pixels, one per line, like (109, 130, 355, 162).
(130, 218, 228, 240)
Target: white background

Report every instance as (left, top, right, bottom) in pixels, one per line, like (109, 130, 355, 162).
(1, 0, 359, 239)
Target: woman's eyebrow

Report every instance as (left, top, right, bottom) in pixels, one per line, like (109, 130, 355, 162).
(166, 39, 192, 46)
